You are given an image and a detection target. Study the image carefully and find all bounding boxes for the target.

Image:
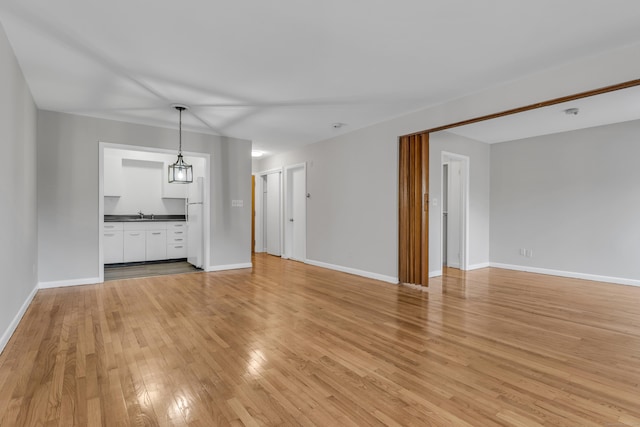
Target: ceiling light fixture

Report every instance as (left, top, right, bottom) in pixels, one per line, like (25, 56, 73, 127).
(251, 150, 264, 158)
(564, 107, 579, 115)
(168, 104, 193, 184)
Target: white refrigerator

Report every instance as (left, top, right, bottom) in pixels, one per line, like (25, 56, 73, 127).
(186, 176, 204, 268)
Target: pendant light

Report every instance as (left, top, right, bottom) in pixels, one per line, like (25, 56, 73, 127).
(168, 104, 193, 183)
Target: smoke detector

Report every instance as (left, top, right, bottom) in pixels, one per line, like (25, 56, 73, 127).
(332, 122, 347, 129)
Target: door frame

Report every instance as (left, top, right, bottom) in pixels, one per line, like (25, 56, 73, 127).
(255, 168, 284, 255)
(283, 163, 307, 261)
(440, 151, 469, 271)
(98, 141, 210, 282)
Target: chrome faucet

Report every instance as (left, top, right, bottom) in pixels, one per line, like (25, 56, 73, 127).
(138, 210, 144, 219)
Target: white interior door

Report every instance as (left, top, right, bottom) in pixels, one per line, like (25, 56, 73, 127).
(266, 172, 281, 256)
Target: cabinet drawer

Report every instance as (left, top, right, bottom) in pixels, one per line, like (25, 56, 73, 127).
(167, 243, 187, 259)
(168, 234, 187, 244)
(103, 222, 123, 231)
(166, 222, 187, 230)
(169, 229, 186, 237)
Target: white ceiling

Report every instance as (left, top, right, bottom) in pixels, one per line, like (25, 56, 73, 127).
(448, 84, 640, 143)
(2, 1, 640, 156)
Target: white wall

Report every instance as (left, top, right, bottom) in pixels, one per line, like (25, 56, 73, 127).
(37, 111, 252, 284)
(254, 43, 640, 282)
(490, 119, 640, 282)
(256, 125, 398, 280)
(0, 22, 38, 352)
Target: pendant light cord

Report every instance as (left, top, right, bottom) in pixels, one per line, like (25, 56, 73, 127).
(179, 107, 183, 155)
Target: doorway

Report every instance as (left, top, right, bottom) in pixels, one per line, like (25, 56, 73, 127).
(284, 163, 307, 261)
(441, 152, 469, 270)
(98, 142, 210, 282)
(263, 171, 282, 256)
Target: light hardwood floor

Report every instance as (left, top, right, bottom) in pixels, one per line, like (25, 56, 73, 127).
(1, 254, 639, 426)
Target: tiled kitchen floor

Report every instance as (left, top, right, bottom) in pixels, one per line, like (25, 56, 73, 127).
(104, 260, 200, 281)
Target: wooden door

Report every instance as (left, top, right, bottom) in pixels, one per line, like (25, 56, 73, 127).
(398, 132, 429, 286)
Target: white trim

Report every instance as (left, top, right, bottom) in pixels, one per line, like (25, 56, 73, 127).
(38, 277, 102, 289)
(467, 262, 490, 271)
(305, 259, 398, 284)
(0, 285, 38, 355)
(255, 167, 284, 176)
(490, 263, 640, 287)
(283, 162, 307, 262)
(440, 152, 470, 271)
(429, 270, 443, 278)
(206, 263, 253, 272)
(257, 168, 284, 257)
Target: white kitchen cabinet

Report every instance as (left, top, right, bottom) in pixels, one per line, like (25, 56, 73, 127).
(146, 229, 167, 261)
(123, 229, 146, 262)
(106, 221, 187, 263)
(104, 154, 124, 197)
(166, 222, 188, 259)
(167, 243, 187, 259)
(103, 222, 124, 264)
(162, 162, 188, 198)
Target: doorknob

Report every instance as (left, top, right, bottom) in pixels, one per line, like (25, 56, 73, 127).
(289, 218, 294, 222)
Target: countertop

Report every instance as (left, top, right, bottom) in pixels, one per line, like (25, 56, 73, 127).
(104, 215, 186, 222)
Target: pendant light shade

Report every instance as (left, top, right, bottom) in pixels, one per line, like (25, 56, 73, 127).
(168, 105, 193, 184)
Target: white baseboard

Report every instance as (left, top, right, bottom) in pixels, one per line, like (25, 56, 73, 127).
(0, 285, 38, 355)
(206, 263, 252, 272)
(490, 263, 640, 287)
(467, 262, 490, 271)
(428, 270, 443, 278)
(38, 276, 102, 289)
(305, 259, 398, 284)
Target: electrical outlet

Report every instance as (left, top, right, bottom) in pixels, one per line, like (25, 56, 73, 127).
(526, 249, 533, 258)
(520, 248, 526, 256)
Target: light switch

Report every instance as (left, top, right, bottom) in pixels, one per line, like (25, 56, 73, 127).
(432, 198, 438, 207)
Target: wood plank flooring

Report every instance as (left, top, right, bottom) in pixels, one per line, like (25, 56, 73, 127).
(1, 254, 639, 426)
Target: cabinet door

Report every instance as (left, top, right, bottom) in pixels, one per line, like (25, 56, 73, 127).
(123, 231, 146, 262)
(146, 230, 167, 261)
(104, 231, 123, 264)
(167, 244, 187, 259)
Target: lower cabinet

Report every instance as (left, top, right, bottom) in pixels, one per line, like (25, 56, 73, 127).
(104, 228, 124, 264)
(167, 223, 188, 259)
(167, 243, 187, 259)
(146, 230, 167, 261)
(105, 221, 187, 264)
(123, 230, 146, 262)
